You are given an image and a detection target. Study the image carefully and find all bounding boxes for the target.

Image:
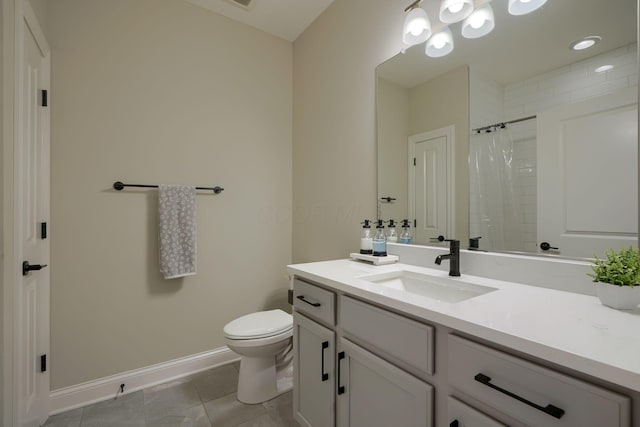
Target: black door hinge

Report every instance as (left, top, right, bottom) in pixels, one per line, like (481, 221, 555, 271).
(413, 157, 416, 166)
(414, 219, 417, 227)
(40, 354, 47, 372)
(41, 90, 48, 107)
(41, 222, 47, 239)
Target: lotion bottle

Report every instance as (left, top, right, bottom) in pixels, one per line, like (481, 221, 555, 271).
(360, 220, 373, 254)
(373, 219, 387, 257)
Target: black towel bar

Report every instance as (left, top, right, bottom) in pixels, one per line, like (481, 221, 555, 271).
(113, 181, 223, 194)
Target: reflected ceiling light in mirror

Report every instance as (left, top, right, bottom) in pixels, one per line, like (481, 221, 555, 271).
(595, 64, 615, 73)
(440, 0, 474, 24)
(570, 36, 601, 51)
(426, 28, 454, 57)
(402, 2, 432, 45)
(508, 0, 547, 16)
(461, 4, 495, 38)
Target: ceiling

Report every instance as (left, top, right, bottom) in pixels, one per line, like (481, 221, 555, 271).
(184, 0, 335, 41)
(378, 0, 637, 88)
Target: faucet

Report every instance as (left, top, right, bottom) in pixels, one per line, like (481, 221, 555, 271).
(435, 239, 460, 276)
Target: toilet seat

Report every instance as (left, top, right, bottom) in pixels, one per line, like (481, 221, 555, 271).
(223, 309, 292, 340)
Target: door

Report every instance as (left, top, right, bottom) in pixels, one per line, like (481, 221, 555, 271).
(293, 313, 335, 427)
(409, 126, 455, 243)
(537, 90, 637, 257)
(15, 2, 51, 426)
(336, 338, 433, 427)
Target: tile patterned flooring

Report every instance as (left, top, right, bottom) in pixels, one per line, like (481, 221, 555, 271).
(43, 363, 297, 427)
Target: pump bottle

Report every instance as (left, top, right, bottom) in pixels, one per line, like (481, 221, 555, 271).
(387, 219, 398, 243)
(360, 220, 373, 254)
(399, 219, 413, 244)
(373, 219, 387, 257)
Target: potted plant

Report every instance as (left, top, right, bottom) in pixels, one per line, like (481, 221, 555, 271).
(588, 246, 640, 310)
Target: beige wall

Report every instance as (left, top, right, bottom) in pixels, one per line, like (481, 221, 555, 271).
(293, 0, 405, 263)
(377, 77, 409, 222)
(409, 66, 470, 242)
(49, 0, 292, 389)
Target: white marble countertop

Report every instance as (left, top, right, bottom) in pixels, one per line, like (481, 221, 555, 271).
(287, 259, 640, 392)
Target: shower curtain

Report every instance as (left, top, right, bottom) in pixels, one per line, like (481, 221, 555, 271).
(469, 127, 525, 252)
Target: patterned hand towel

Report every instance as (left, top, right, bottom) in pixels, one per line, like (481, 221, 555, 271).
(158, 184, 197, 279)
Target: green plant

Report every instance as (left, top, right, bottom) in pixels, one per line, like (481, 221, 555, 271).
(588, 246, 640, 287)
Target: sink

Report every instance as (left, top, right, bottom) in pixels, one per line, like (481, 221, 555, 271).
(359, 270, 497, 303)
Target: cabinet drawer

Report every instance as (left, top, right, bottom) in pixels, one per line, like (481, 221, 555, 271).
(448, 396, 506, 427)
(339, 295, 434, 375)
(448, 335, 630, 427)
(293, 278, 335, 326)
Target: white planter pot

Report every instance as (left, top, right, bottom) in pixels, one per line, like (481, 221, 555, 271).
(596, 282, 640, 310)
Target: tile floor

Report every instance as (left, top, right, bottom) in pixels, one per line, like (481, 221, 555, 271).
(43, 362, 297, 427)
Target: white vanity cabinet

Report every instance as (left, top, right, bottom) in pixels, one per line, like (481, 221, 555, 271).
(293, 278, 435, 427)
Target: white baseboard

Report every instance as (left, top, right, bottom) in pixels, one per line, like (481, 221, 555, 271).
(49, 346, 239, 415)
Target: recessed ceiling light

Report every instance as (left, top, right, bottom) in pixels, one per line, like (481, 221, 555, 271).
(570, 36, 601, 51)
(595, 65, 615, 73)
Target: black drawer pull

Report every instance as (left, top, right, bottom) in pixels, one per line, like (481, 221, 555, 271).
(296, 295, 321, 307)
(321, 341, 329, 381)
(474, 373, 565, 419)
(337, 351, 345, 395)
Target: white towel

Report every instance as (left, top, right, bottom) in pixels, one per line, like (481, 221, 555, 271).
(158, 184, 197, 279)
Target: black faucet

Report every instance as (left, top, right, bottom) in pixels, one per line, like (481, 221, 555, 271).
(435, 239, 460, 276)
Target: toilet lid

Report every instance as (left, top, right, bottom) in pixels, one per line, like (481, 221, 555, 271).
(224, 309, 293, 339)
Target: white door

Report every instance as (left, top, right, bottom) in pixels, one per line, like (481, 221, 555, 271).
(15, 2, 51, 426)
(537, 91, 637, 257)
(409, 127, 455, 243)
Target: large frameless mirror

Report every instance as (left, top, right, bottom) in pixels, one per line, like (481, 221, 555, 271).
(377, 0, 638, 259)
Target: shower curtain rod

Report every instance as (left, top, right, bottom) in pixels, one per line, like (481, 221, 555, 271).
(472, 115, 537, 133)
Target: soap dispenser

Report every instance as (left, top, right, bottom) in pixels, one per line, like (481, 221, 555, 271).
(373, 219, 387, 257)
(360, 220, 373, 255)
(387, 219, 398, 243)
(399, 219, 413, 244)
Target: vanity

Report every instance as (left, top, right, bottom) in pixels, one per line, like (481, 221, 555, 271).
(288, 256, 640, 427)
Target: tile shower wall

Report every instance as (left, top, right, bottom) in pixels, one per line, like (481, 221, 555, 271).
(469, 43, 638, 252)
(503, 44, 638, 120)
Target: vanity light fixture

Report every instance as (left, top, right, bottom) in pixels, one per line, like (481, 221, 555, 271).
(426, 27, 454, 57)
(461, 3, 495, 39)
(570, 36, 601, 51)
(403, 1, 432, 46)
(403, 0, 546, 58)
(439, 0, 474, 24)
(508, 0, 547, 16)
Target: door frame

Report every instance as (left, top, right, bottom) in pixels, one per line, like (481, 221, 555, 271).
(2, 0, 50, 425)
(407, 125, 456, 240)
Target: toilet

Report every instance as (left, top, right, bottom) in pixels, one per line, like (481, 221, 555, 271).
(224, 309, 294, 404)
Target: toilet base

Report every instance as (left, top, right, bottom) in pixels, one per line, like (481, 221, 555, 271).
(237, 356, 293, 404)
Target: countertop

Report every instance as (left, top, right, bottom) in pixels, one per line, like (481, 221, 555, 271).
(287, 259, 640, 392)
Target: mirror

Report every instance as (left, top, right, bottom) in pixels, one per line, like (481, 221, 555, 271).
(377, 0, 638, 259)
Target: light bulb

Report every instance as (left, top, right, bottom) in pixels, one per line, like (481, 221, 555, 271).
(432, 34, 447, 49)
(469, 13, 485, 29)
(409, 20, 425, 36)
(448, 2, 464, 13)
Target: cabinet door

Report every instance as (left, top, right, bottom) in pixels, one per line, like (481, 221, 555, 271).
(336, 338, 433, 427)
(294, 312, 335, 427)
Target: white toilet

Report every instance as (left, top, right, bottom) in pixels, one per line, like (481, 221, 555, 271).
(224, 309, 294, 404)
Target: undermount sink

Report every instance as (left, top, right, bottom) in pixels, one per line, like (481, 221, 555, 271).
(359, 270, 498, 303)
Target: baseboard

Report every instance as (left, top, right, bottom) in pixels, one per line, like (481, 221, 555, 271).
(49, 346, 239, 415)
